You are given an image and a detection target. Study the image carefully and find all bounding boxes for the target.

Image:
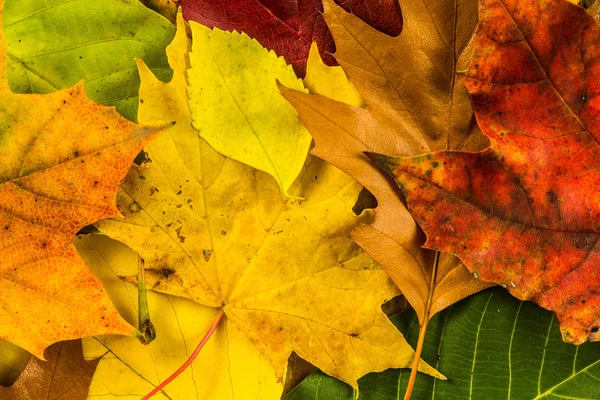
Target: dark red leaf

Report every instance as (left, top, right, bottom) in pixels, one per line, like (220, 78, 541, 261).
(179, 0, 402, 77)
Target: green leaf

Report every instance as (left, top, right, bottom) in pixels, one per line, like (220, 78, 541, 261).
(285, 288, 600, 400)
(0, 339, 29, 387)
(3, 0, 175, 121)
(187, 23, 312, 197)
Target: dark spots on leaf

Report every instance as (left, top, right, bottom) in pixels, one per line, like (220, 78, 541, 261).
(176, 227, 186, 243)
(350, 333, 358, 338)
(546, 190, 557, 204)
(425, 169, 432, 177)
(139, 176, 146, 180)
(149, 187, 159, 196)
(134, 151, 151, 166)
(221, 230, 227, 236)
(157, 268, 176, 279)
(203, 250, 213, 262)
(432, 162, 439, 168)
(73, 151, 79, 157)
(140, 99, 144, 104)
(176, 204, 183, 208)
(582, 299, 587, 304)
(592, 326, 599, 333)
(176, 190, 182, 195)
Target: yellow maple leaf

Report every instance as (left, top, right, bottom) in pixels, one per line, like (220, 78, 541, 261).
(91, 13, 442, 395)
(0, 0, 164, 357)
(77, 234, 281, 400)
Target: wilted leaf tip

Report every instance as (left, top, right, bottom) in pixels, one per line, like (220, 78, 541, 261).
(364, 151, 396, 174)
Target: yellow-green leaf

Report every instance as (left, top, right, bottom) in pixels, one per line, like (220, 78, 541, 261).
(187, 23, 312, 197)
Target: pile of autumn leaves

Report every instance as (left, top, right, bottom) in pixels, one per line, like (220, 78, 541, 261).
(0, 0, 453, 398)
(3, 0, 600, 398)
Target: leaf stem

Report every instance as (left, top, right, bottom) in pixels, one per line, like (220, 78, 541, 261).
(404, 251, 440, 400)
(142, 308, 225, 400)
(137, 255, 156, 345)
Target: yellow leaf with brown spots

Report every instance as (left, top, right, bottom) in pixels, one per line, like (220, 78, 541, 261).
(76, 234, 282, 400)
(0, 0, 163, 358)
(94, 13, 442, 393)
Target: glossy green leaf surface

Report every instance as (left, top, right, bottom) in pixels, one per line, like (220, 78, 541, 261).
(286, 288, 600, 400)
(3, 0, 175, 121)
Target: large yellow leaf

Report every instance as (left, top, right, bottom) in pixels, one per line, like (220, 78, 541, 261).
(0, 0, 163, 357)
(187, 22, 312, 197)
(94, 13, 441, 393)
(77, 234, 281, 400)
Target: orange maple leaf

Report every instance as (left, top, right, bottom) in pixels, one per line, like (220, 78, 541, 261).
(0, 0, 164, 357)
(370, 0, 600, 344)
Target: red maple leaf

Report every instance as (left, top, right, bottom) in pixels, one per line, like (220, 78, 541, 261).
(369, 0, 600, 344)
(179, 0, 402, 77)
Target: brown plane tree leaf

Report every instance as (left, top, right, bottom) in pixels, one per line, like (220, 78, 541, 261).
(0, 340, 98, 400)
(369, 0, 600, 344)
(280, 0, 492, 334)
(0, 0, 163, 357)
